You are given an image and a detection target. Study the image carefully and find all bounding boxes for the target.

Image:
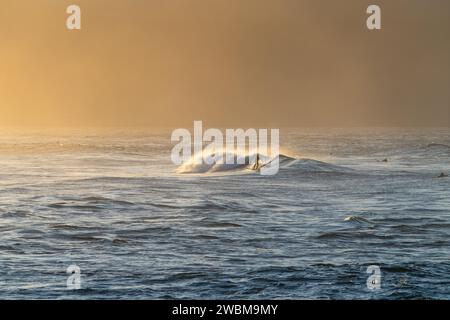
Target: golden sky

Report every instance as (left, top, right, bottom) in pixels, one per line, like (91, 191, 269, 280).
(0, 0, 449, 127)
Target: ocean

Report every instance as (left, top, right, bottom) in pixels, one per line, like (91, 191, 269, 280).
(0, 127, 448, 299)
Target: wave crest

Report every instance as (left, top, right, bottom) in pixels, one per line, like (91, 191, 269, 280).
(176, 150, 351, 175)
(177, 151, 286, 174)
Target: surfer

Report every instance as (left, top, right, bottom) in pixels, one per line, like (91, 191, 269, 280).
(252, 153, 261, 170)
(437, 172, 448, 178)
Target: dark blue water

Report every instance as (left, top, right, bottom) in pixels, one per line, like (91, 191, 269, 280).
(0, 128, 448, 299)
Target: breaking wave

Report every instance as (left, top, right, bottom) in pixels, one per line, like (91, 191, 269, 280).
(177, 150, 352, 175)
(177, 151, 281, 174)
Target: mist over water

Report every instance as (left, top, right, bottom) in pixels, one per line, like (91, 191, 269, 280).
(0, 127, 449, 299)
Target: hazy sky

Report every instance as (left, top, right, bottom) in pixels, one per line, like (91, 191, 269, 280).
(0, 0, 449, 127)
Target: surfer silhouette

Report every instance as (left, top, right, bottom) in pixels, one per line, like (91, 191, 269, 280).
(252, 153, 261, 170)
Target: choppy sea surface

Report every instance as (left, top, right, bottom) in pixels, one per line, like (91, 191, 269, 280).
(0, 127, 448, 299)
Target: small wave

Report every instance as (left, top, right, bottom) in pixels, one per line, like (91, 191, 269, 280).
(391, 225, 423, 233)
(166, 272, 207, 282)
(187, 198, 258, 213)
(317, 230, 392, 240)
(112, 238, 129, 245)
(80, 196, 135, 206)
(114, 226, 173, 238)
(69, 234, 105, 242)
(48, 203, 102, 211)
(18, 282, 60, 290)
(193, 235, 220, 240)
(426, 143, 450, 149)
(286, 158, 354, 174)
(344, 215, 376, 225)
(48, 196, 135, 211)
(410, 142, 450, 156)
(197, 221, 242, 228)
(383, 265, 418, 273)
(1, 210, 32, 218)
(49, 223, 94, 231)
